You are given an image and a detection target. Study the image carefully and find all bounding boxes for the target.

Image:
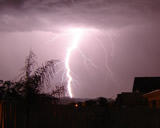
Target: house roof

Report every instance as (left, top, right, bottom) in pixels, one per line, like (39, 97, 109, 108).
(133, 77, 160, 93)
(143, 89, 160, 98)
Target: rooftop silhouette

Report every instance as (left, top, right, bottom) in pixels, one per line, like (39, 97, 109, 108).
(133, 77, 160, 93)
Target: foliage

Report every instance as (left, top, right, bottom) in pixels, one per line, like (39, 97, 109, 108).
(0, 50, 66, 102)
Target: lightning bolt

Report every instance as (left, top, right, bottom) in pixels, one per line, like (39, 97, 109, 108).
(65, 28, 83, 98)
(36, 27, 116, 98)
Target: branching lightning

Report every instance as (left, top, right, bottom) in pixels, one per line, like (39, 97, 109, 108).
(37, 27, 115, 98)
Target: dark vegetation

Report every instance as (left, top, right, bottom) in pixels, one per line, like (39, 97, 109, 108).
(0, 50, 65, 102)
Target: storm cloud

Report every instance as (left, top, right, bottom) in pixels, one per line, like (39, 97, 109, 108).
(0, 0, 160, 32)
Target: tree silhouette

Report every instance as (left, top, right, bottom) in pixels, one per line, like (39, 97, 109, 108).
(0, 50, 66, 101)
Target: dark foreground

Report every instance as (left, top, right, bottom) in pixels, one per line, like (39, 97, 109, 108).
(0, 101, 160, 128)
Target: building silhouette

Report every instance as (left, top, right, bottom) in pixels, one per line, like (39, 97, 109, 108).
(133, 77, 160, 93)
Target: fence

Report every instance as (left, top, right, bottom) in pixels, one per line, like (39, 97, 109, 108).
(0, 101, 160, 128)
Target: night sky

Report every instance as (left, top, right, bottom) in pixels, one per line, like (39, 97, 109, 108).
(0, 0, 160, 98)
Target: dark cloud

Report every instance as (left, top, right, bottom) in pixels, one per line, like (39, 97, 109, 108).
(0, 0, 160, 32)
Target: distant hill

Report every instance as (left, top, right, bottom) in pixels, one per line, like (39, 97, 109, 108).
(59, 97, 89, 104)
